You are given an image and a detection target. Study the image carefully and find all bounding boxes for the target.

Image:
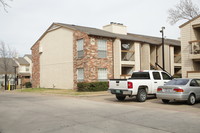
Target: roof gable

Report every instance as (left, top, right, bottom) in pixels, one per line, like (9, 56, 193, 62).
(179, 15, 200, 28)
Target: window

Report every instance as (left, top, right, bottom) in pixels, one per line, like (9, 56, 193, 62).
(190, 80, 199, 87)
(77, 68, 84, 81)
(165, 79, 189, 85)
(196, 79, 200, 86)
(98, 39, 107, 58)
(77, 39, 84, 58)
(131, 72, 150, 79)
(161, 72, 171, 80)
(153, 72, 161, 80)
(98, 68, 107, 81)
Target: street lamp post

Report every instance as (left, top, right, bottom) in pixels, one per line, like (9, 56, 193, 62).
(160, 27, 165, 71)
(13, 66, 17, 90)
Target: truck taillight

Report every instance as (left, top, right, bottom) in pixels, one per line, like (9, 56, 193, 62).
(128, 82, 133, 89)
(173, 88, 184, 92)
(157, 88, 162, 92)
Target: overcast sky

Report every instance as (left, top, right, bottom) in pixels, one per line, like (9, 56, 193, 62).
(0, 0, 200, 56)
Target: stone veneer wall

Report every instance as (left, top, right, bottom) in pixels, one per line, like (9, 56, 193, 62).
(73, 31, 114, 88)
(31, 42, 40, 88)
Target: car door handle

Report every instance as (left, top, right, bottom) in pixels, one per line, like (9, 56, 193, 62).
(164, 82, 167, 83)
(154, 82, 157, 83)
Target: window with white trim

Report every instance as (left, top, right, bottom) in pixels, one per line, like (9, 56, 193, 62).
(98, 68, 107, 81)
(98, 39, 107, 58)
(77, 68, 84, 81)
(77, 39, 84, 58)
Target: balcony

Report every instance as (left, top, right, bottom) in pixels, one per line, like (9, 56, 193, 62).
(174, 53, 181, 67)
(187, 71, 200, 78)
(189, 40, 200, 61)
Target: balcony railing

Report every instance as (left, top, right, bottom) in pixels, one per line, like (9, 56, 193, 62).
(189, 40, 200, 54)
(188, 40, 200, 60)
(174, 54, 181, 63)
(121, 50, 135, 61)
(120, 75, 131, 79)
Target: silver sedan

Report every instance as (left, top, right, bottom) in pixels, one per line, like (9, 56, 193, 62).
(156, 78, 200, 105)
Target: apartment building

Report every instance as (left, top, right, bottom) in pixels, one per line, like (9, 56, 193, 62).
(14, 55, 32, 86)
(31, 22, 181, 89)
(180, 15, 200, 78)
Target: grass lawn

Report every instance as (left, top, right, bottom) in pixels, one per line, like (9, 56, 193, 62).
(14, 88, 108, 96)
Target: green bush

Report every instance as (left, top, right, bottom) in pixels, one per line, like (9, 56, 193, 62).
(25, 82, 32, 88)
(77, 82, 108, 92)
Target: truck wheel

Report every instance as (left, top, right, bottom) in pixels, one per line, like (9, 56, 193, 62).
(187, 94, 196, 105)
(116, 95, 126, 101)
(162, 99, 170, 104)
(136, 89, 147, 102)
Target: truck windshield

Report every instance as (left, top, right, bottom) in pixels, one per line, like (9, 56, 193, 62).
(165, 79, 189, 85)
(131, 72, 150, 79)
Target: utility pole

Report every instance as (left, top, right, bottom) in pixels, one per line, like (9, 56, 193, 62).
(160, 27, 165, 71)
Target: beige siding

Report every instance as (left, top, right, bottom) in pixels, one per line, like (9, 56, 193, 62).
(113, 39, 121, 78)
(164, 44, 170, 73)
(180, 17, 200, 78)
(40, 28, 74, 89)
(141, 43, 150, 70)
(188, 72, 200, 78)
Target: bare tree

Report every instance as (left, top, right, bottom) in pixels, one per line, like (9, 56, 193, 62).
(168, 0, 200, 25)
(0, 41, 17, 90)
(0, 0, 12, 12)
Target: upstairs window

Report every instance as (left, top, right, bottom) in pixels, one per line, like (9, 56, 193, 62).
(98, 68, 107, 81)
(77, 68, 84, 81)
(77, 39, 84, 58)
(98, 39, 107, 58)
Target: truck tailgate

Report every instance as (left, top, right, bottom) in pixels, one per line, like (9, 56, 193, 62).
(109, 79, 127, 90)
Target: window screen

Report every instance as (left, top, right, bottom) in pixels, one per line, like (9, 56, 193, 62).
(77, 39, 84, 58)
(98, 68, 107, 81)
(98, 40, 107, 58)
(77, 68, 84, 81)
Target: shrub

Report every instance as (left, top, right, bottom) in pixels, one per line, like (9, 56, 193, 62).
(77, 82, 108, 92)
(25, 82, 32, 88)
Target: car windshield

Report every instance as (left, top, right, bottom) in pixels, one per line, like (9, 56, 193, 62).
(165, 79, 189, 85)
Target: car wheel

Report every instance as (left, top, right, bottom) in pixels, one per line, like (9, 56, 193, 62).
(136, 89, 147, 102)
(162, 99, 170, 104)
(187, 94, 196, 105)
(116, 95, 126, 101)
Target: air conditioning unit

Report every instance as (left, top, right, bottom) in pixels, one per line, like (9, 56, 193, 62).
(39, 46, 43, 54)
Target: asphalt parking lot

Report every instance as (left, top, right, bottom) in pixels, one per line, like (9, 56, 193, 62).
(80, 94, 200, 115)
(0, 92, 200, 133)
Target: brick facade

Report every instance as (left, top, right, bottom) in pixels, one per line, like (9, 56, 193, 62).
(31, 42, 40, 88)
(73, 31, 114, 88)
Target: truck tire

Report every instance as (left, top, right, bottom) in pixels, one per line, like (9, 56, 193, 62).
(136, 89, 147, 102)
(116, 95, 126, 101)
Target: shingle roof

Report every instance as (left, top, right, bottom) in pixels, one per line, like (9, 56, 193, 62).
(56, 23, 180, 46)
(15, 57, 29, 65)
(0, 58, 18, 74)
(56, 23, 152, 43)
(128, 33, 181, 46)
(24, 54, 32, 60)
(179, 15, 200, 28)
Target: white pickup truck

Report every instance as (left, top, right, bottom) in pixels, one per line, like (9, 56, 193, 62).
(108, 70, 172, 102)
